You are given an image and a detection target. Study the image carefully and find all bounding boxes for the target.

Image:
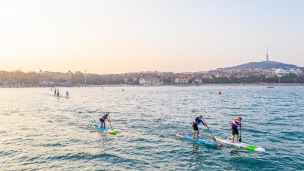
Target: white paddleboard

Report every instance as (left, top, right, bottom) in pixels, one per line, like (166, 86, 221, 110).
(216, 137, 265, 152)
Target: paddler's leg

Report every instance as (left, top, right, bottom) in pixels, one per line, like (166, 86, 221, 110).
(100, 119, 105, 128)
(192, 124, 199, 139)
(196, 130, 199, 139)
(231, 127, 235, 143)
(193, 130, 198, 139)
(192, 125, 196, 138)
(235, 129, 239, 143)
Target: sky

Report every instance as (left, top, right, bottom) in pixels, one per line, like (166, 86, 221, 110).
(1, 0, 304, 74)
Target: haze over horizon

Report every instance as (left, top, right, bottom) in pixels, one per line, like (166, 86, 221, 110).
(1, 0, 304, 74)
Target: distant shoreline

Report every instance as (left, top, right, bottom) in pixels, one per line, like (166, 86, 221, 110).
(2, 83, 303, 88)
(102, 83, 304, 87)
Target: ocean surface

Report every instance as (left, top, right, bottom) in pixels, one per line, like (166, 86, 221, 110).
(0, 86, 303, 171)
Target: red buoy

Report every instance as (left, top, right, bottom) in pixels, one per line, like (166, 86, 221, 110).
(218, 91, 222, 94)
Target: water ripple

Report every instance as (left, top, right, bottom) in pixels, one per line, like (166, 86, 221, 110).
(0, 86, 303, 170)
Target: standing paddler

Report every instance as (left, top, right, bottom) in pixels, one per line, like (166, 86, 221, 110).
(231, 116, 242, 143)
(99, 112, 111, 128)
(192, 115, 208, 139)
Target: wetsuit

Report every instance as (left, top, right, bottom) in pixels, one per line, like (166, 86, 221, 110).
(99, 115, 108, 123)
(231, 119, 241, 135)
(192, 117, 206, 130)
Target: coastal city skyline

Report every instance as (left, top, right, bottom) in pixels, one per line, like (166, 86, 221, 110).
(1, 1, 304, 74)
(1, 58, 303, 87)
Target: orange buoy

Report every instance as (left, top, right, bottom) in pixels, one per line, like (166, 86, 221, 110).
(218, 91, 222, 94)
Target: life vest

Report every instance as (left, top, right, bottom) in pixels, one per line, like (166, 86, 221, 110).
(232, 119, 241, 128)
(192, 118, 201, 125)
(100, 115, 108, 121)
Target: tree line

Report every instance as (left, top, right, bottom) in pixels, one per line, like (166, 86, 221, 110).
(0, 70, 303, 86)
(203, 74, 304, 84)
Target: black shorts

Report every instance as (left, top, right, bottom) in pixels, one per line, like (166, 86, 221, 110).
(232, 127, 238, 135)
(192, 124, 198, 131)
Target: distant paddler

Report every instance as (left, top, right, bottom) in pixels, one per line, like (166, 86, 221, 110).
(54, 88, 57, 96)
(57, 90, 60, 97)
(99, 112, 111, 128)
(231, 117, 242, 143)
(66, 90, 69, 97)
(192, 115, 208, 139)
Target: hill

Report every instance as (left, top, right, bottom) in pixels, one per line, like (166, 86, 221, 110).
(223, 61, 298, 70)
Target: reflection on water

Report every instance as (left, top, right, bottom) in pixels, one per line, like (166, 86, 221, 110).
(98, 133, 111, 149)
(188, 143, 204, 170)
(229, 150, 242, 171)
(192, 143, 200, 154)
(230, 149, 241, 157)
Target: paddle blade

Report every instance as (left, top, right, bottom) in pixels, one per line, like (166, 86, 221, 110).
(239, 136, 242, 142)
(246, 145, 258, 151)
(109, 130, 116, 135)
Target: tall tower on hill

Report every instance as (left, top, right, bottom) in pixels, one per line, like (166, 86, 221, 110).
(84, 69, 86, 85)
(266, 47, 269, 61)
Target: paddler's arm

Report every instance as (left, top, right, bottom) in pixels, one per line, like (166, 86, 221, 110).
(201, 120, 208, 128)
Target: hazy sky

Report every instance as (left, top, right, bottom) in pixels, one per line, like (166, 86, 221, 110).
(1, 0, 304, 74)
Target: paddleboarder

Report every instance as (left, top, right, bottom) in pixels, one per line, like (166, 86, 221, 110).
(192, 115, 208, 139)
(231, 116, 242, 143)
(99, 112, 111, 128)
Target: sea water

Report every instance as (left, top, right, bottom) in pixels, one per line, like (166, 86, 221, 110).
(0, 86, 303, 170)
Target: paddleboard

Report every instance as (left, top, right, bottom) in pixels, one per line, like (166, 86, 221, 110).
(176, 134, 222, 147)
(215, 137, 265, 152)
(57, 96, 70, 99)
(92, 124, 116, 135)
(50, 94, 70, 98)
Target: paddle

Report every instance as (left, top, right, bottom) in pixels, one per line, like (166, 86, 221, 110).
(226, 128, 231, 140)
(108, 115, 113, 130)
(239, 124, 242, 142)
(201, 116, 217, 142)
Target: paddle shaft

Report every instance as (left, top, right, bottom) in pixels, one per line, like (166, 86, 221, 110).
(108, 115, 113, 130)
(201, 117, 216, 141)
